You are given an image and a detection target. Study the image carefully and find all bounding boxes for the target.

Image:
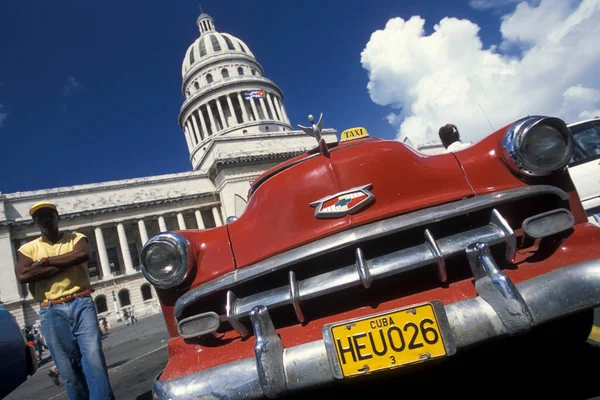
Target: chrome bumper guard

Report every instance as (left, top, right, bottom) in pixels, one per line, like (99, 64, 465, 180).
(154, 254, 600, 400)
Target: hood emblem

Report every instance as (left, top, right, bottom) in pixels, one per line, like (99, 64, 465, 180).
(310, 184, 374, 219)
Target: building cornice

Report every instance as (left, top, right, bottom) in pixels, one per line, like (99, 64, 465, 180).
(207, 151, 305, 181)
(182, 53, 264, 90)
(3, 170, 210, 202)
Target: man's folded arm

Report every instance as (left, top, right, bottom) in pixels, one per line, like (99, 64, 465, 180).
(15, 251, 60, 284)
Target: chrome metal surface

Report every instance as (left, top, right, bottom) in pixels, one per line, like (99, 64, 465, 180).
(229, 222, 508, 321)
(177, 311, 221, 339)
(490, 209, 516, 263)
(226, 291, 249, 336)
(309, 184, 374, 219)
(466, 242, 533, 334)
(140, 231, 191, 289)
(250, 306, 287, 399)
(175, 185, 569, 319)
(289, 271, 305, 323)
(298, 113, 324, 146)
(424, 229, 446, 283)
(355, 247, 371, 288)
(502, 116, 574, 177)
(154, 258, 600, 400)
(521, 208, 574, 238)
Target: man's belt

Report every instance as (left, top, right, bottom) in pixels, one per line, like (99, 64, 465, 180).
(40, 289, 94, 307)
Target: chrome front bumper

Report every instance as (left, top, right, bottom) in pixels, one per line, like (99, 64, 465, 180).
(154, 255, 600, 400)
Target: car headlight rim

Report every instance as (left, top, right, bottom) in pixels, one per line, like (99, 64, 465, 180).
(502, 116, 574, 177)
(140, 231, 190, 288)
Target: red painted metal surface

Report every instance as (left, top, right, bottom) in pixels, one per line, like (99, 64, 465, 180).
(228, 139, 473, 268)
(156, 226, 235, 338)
(159, 223, 600, 380)
(454, 124, 588, 224)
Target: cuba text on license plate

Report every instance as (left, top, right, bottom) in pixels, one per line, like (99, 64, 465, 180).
(326, 302, 449, 378)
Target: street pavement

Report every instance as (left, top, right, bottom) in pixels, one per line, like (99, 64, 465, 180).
(5, 314, 170, 400)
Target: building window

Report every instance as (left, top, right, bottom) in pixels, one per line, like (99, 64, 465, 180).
(129, 243, 140, 271)
(194, 82, 199, 90)
(189, 49, 195, 64)
(238, 40, 247, 53)
(210, 35, 221, 52)
(199, 37, 207, 57)
(95, 296, 108, 313)
(87, 251, 101, 282)
(251, 69, 256, 76)
(107, 248, 122, 276)
(118, 289, 131, 307)
(141, 284, 153, 301)
(237, 67, 244, 76)
(221, 69, 229, 78)
(206, 74, 213, 84)
(223, 35, 235, 50)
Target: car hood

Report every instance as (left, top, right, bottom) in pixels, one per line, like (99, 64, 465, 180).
(227, 138, 475, 268)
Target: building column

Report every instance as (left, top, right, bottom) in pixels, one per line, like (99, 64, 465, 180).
(191, 113, 202, 142)
(266, 93, 279, 121)
(216, 97, 228, 129)
(183, 125, 193, 151)
(94, 226, 112, 279)
(212, 207, 223, 227)
(158, 215, 168, 232)
(206, 102, 218, 135)
(237, 92, 249, 123)
(249, 98, 259, 121)
(117, 222, 135, 274)
(177, 213, 187, 230)
(279, 100, 290, 124)
(198, 107, 209, 138)
(137, 219, 149, 246)
(225, 94, 237, 125)
(195, 210, 205, 229)
(273, 95, 284, 122)
(258, 97, 269, 120)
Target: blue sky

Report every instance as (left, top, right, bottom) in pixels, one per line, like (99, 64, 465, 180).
(0, 1, 518, 192)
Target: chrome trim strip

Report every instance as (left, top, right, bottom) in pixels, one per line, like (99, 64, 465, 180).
(174, 185, 570, 319)
(490, 209, 516, 263)
(250, 306, 286, 399)
(424, 229, 446, 283)
(289, 271, 305, 323)
(230, 222, 507, 321)
(355, 248, 371, 289)
(154, 258, 600, 400)
(226, 291, 249, 336)
(466, 242, 533, 334)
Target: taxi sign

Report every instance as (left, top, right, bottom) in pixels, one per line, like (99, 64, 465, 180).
(340, 127, 369, 142)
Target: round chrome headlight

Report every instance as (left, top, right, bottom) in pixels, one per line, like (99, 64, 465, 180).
(140, 232, 190, 288)
(502, 116, 574, 177)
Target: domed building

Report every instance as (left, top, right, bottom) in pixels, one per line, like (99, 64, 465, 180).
(0, 11, 337, 327)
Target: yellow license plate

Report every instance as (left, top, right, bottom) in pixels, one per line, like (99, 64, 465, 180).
(323, 301, 454, 378)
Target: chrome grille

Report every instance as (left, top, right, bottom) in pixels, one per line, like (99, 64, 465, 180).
(175, 185, 572, 338)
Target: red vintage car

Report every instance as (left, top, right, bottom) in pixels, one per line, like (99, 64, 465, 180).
(141, 114, 600, 399)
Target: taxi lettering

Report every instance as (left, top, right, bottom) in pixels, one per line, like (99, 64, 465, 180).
(340, 127, 370, 142)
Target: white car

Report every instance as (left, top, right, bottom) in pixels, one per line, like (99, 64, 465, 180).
(567, 117, 600, 225)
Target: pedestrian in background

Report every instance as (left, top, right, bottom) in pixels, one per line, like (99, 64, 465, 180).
(15, 201, 114, 400)
(438, 123, 471, 152)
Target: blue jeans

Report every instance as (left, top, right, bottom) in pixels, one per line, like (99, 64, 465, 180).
(40, 295, 115, 400)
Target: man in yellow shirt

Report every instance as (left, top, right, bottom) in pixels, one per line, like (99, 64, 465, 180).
(15, 201, 114, 400)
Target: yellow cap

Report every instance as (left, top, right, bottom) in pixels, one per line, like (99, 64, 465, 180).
(29, 201, 58, 217)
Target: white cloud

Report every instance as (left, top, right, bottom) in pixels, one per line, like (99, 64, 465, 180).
(60, 76, 84, 96)
(469, 0, 523, 11)
(361, 0, 600, 145)
(0, 104, 7, 128)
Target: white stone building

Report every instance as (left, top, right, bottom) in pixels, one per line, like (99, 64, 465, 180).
(0, 12, 336, 328)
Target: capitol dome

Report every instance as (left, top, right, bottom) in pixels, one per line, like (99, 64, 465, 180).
(178, 12, 293, 172)
(182, 14, 254, 77)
